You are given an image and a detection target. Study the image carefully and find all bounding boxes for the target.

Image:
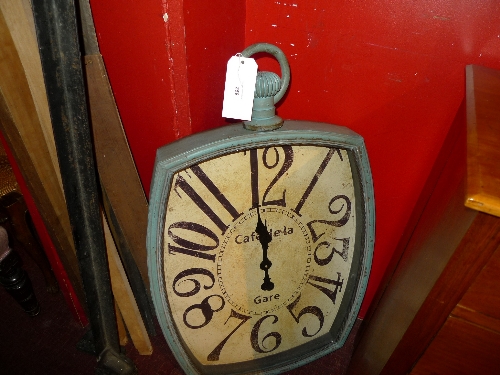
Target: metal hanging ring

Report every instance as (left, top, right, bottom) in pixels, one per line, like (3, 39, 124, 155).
(241, 43, 290, 104)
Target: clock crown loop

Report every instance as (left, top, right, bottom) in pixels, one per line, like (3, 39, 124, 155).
(241, 43, 290, 131)
(254, 71, 281, 98)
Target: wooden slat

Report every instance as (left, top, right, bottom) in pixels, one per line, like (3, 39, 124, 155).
(0, 0, 62, 189)
(85, 53, 150, 293)
(410, 316, 500, 375)
(457, 238, 500, 322)
(465, 65, 500, 217)
(452, 305, 500, 335)
(115, 303, 129, 346)
(81, 0, 155, 329)
(103, 213, 152, 355)
(0, 5, 85, 309)
(379, 212, 500, 375)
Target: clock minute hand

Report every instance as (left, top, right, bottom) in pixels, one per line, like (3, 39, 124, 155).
(255, 208, 274, 291)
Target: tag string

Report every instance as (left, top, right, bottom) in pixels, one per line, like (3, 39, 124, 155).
(236, 54, 245, 99)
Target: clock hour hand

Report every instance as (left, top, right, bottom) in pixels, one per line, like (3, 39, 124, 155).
(255, 208, 274, 291)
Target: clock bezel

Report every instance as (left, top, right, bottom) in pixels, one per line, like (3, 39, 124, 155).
(147, 120, 375, 375)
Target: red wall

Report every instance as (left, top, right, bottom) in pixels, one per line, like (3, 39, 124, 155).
(89, 0, 245, 193)
(90, 0, 500, 317)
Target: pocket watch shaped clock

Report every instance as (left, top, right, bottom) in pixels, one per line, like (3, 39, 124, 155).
(147, 44, 375, 375)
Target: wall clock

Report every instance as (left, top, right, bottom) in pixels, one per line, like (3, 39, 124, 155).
(147, 43, 375, 375)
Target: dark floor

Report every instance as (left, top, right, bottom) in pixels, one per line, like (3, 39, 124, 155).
(0, 248, 360, 375)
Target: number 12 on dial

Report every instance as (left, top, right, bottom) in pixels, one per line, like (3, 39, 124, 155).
(148, 121, 374, 375)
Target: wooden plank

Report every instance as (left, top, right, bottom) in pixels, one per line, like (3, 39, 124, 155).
(452, 305, 500, 335)
(79, 2, 154, 334)
(115, 303, 129, 346)
(0, 0, 62, 189)
(379, 212, 500, 375)
(0, 5, 85, 311)
(410, 316, 500, 375)
(465, 65, 500, 217)
(0, 0, 81, 316)
(103, 213, 152, 355)
(85, 53, 150, 294)
(457, 239, 500, 322)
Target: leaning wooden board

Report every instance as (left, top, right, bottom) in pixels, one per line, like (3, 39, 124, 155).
(104, 212, 152, 355)
(85, 54, 150, 295)
(80, 0, 155, 334)
(0, 1, 86, 322)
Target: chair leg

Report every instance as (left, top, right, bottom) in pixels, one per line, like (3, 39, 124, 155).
(0, 192, 59, 293)
(0, 225, 40, 316)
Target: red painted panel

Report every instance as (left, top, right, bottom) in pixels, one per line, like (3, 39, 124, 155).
(183, 0, 246, 134)
(245, 0, 500, 316)
(90, 0, 246, 195)
(91, 0, 500, 319)
(90, 0, 180, 194)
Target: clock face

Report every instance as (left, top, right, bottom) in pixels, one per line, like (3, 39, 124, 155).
(159, 144, 362, 373)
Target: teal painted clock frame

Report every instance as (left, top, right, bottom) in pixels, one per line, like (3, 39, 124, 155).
(147, 43, 374, 375)
(147, 120, 375, 375)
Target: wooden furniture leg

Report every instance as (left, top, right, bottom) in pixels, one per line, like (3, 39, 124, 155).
(0, 191, 58, 293)
(0, 218, 40, 316)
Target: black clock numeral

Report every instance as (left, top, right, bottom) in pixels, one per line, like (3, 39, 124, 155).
(250, 148, 260, 208)
(168, 221, 219, 251)
(172, 268, 226, 331)
(183, 294, 225, 329)
(307, 273, 344, 305)
(167, 221, 218, 262)
(314, 237, 350, 265)
(249, 146, 294, 208)
(293, 148, 342, 215)
(262, 146, 294, 207)
(172, 268, 215, 297)
(207, 309, 251, 361)
(174, 165, 240, 234)
(307, 195, 352, 242)
(286, 293, 324, 337)
(250, 314, 282, 353)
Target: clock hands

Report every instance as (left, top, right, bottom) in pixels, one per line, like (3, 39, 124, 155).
(255, 207, 274, 291)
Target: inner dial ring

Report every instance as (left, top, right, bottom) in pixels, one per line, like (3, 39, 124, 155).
(217, 207, 312, 316)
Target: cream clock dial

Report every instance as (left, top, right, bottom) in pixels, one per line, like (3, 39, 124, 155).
(153, 140, 366, 374)
(148, 43, 374, 375)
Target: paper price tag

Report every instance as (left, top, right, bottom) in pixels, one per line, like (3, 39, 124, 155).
(222, 54, 258, 121)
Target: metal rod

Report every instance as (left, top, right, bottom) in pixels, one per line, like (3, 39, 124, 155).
(30, 0, 135, 373)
